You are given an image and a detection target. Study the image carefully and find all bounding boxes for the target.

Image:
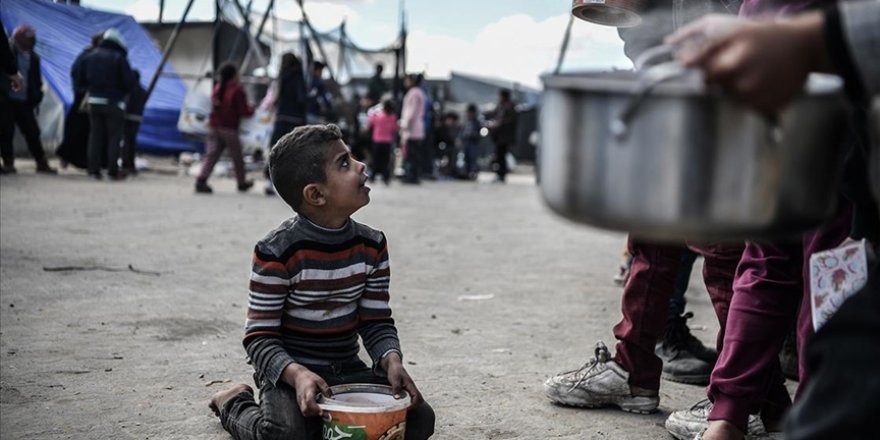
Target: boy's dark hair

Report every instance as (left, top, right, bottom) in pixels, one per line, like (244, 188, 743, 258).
(269, 124, 343, 212)
(499, 88, 511, 101)
(466, 103, 478, 113)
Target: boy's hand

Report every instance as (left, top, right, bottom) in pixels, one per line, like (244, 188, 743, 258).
(381, 352, 422, 405)
(282, 363, 332, 417)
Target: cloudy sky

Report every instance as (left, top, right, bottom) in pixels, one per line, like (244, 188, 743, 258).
(82, 0, 632, 88)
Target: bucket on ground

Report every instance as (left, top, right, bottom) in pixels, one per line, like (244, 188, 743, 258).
(317, 383, 411, 440)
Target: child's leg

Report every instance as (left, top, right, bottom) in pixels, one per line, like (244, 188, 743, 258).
(214, 378, 322, 440)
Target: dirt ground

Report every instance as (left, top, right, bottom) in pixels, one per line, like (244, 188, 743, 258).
(0, 160, 788, 439)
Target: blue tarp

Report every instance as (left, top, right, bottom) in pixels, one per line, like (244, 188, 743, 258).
(1, 0, 198, 153)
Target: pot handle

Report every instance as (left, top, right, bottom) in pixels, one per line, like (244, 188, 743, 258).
(633, 44, 677, 71)
(612, 61, 689, 139)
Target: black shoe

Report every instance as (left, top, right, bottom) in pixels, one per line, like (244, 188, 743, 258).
(656, 312, 717, 385)
(89, 171, 103, 180)
(36, 163, 58, 174)
(2, 165, 17, 174)
(195, 181, 213, 194)
(237, 180, 254, 192)
(107, 170, 127, 181)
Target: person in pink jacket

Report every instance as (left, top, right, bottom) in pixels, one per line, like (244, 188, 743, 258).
(367, 99, 398, 185)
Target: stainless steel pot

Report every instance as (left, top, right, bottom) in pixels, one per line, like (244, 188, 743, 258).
(538, 67, 848, 241)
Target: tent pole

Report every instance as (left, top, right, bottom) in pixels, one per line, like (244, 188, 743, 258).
(229, 0, 268, 67)
(145, 0, 196, 104)
(241, 0, 275, 69)
(297, 0, 336, 82)
(554, 15, 574, 74)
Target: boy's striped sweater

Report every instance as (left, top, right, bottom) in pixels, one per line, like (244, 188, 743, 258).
(244, 216, 401, 386)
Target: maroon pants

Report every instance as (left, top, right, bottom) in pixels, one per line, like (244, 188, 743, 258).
(198, 127, 247, 185)
(708, 204, 853, 432)
(613, 238, 744, 391)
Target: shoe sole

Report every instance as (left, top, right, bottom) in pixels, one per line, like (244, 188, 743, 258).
(544, 386, 658, 414)
(661, 372, 710, 385)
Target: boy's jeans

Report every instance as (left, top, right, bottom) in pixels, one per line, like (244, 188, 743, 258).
(219, 359, 435, 440)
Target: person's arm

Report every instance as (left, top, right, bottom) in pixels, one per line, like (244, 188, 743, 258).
(33, 54, 44, 105)
(356, 235, 421, 403)
(236, 86, 255, 117)
(668, 12, 828, 113)
(244, 244, 330, 415)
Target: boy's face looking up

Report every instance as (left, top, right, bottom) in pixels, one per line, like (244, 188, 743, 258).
(311, 140, 370, 219)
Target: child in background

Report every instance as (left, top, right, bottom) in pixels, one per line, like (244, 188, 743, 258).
(195, 63, 254, 194)
(458, 104, 482, 180)
(367, 99, 398, 185)
(209, 124, 435, 440)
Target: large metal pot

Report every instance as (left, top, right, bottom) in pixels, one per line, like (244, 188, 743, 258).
(538, 67, 848, 241)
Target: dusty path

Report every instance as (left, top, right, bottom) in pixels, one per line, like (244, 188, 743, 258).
(1, 162, 741, 439)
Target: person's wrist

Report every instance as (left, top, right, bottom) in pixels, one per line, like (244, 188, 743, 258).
(282, 362, 307, 384)
(783, 12, 828, 72)
(380, 351, 402, 370)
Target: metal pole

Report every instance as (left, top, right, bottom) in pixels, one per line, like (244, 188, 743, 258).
(229, 0, 268, 67)
(241, 0, 275, 70)
(554, 15, 574, 74)
(297, 0, 335, 81)
(145, 0, 196, 103)
(158, 0, 165, 24)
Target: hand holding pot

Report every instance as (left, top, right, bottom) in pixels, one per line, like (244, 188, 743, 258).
(381, 352, 422, 405)
(666, 13, 829, 113)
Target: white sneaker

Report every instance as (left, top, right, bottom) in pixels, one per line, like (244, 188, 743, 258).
(666, 398, 767, 440)
(543, 341, 659, 414)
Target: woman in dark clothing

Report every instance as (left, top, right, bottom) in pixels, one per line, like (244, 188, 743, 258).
(56, 31, 103, 170)
(194, 63, 254, 194)
(264, 52, 306, 195)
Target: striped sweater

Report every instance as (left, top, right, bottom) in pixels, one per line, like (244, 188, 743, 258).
(244, 216, 401, 386)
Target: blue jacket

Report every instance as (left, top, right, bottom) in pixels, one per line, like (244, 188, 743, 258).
(79, 40, 133, 105)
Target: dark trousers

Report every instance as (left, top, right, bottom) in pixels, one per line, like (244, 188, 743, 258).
(403, 138, 423, 183)
(668, 249, 700, 319)
(707, 203, 854, 432)
(612, 238, 743, 391)
(370, 141, 392, 184)
(122, 120, 140, 171)
(219, 360, 435, 440)
(56, 92, 91, 169)
(87, 103, 124, 175)
(493, 142, 509, 180)
(0, 99, 49, 167)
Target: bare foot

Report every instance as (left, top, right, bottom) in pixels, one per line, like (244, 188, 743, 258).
(701, 420, 744, 440)
(209, 383, 253, 417)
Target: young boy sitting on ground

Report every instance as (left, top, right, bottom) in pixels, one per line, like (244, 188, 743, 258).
(209, 124, 435, 439)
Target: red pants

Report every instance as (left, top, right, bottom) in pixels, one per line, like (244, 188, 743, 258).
(198, 127, 247, 185)
(708, 204, 853, 432)
(612, 238, 744, 391)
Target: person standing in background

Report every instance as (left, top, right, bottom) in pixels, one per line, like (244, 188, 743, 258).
(488, 89, 516, 183)
(306, 61, 332, 124)
(79, 28, 132, 180)
(0, 25, 56, 175)
(367, 99, 397, 185)
(265, 52, 307, 196)
(57, 31, 102, 171)
(122, 69, 146, 176)
(399, 74, 426, 184)
(194, 63, 254, 194)
(367, 62, 387, 104)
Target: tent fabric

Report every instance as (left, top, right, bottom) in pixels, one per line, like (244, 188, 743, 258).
(1, 0, 197, 153)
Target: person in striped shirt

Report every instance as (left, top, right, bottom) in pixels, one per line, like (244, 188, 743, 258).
(209, 124, 435, 440)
